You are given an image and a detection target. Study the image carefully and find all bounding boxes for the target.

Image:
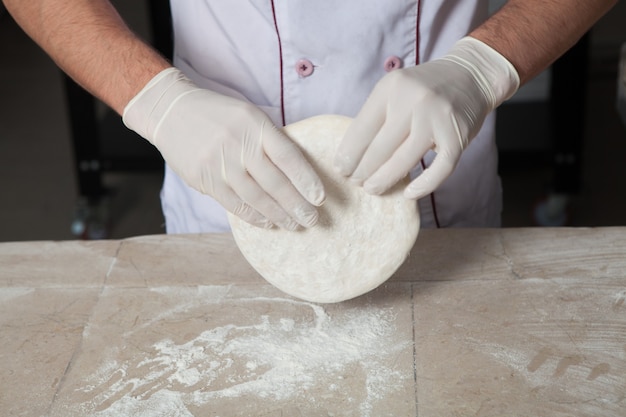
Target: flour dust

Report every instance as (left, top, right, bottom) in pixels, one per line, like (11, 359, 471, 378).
(74, 292, 411, 416)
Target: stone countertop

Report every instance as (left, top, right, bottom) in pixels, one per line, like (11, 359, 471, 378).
(1, 228, 625, 416)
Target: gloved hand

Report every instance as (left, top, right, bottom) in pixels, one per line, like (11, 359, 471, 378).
(334, 36, 520, 199)
(123, 68, 325, 230)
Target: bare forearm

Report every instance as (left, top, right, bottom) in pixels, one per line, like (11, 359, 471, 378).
(471, 0, 617, 85)
(2, 0, 170, 114)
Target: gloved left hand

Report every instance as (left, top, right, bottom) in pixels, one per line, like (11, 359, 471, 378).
(334, 36, 520, 199)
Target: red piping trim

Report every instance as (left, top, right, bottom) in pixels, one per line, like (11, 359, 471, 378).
(421, 161, 442, 228)
(416, 2, 441, 229)
(415, 0, 421, 66)
(269, 1, 286, 126)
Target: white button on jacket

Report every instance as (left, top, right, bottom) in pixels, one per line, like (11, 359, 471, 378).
(162, 0, 502, 233)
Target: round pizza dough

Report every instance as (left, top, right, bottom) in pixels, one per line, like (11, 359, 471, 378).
(228, 115, 420, 303)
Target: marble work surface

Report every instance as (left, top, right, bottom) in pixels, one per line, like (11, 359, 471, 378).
(1, 228, 625, 417)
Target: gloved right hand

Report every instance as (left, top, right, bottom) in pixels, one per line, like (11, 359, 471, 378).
(123, 68, 325, 230)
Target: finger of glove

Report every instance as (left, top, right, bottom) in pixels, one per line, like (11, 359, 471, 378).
(227, 162, 307, 231)
(403, 145, 461, 200)
(211, 182, 273, 229)
(262, 126, 326, 207)
(349, 116, 411, 185)
(404, 108, 465, 199)
(363, 132, 433, 195)
(334, 98, 386, 177)
(246, 152, 320, 229)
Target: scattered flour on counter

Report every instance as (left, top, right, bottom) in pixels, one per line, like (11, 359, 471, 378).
(90, 390, 193, 417)
(76, 295, 411, 417)
(0, 287, 34, 302)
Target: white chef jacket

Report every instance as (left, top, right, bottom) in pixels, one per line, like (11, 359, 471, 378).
(162, 0, 502, 233)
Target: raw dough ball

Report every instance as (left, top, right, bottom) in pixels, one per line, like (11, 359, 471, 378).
(228, 115, 420, 303)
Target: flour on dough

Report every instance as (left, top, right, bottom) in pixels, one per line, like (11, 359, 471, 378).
(228, 115, 420, 303)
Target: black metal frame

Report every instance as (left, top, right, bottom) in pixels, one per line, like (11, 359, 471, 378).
(550, 33, 589, 195)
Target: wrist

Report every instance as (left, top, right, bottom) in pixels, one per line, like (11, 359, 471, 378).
(443, 36, 520, 109)
(122, 67, 198, 140)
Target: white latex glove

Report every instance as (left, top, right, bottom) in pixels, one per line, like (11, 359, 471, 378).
(123, 68, 325, 230)
(334, 37, 520, 199)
